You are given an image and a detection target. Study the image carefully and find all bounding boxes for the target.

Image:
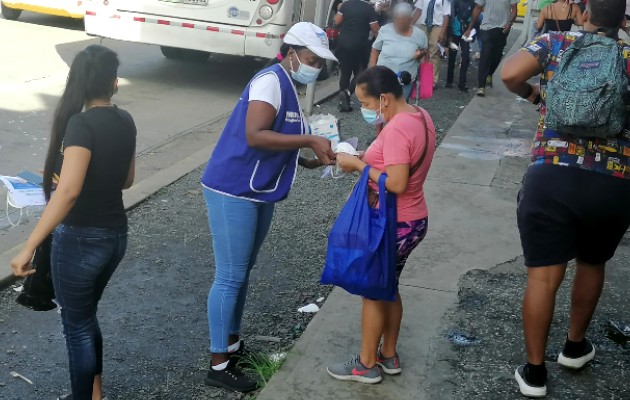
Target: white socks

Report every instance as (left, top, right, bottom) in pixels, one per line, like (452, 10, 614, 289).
(212, 361, 229, 371)
(228, 340, 241, 353)
(211, 341, 241, 371)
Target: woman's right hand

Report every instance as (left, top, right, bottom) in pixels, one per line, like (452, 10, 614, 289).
(11, 247, 36, 277)
(309, 136, 336, 165)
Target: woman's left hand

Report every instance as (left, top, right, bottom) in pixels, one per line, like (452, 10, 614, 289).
(11, 247, 36, 277)
(337, 153, 364, 173)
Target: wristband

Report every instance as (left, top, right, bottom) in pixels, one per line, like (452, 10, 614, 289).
(521, 84, 534, 100)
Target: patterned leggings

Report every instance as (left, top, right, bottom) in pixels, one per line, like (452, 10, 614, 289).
(395, 218, 429, 279)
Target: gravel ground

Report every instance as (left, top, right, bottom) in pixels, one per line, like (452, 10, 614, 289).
(427, 249, 630, 400)
(0, 31, 520, 400)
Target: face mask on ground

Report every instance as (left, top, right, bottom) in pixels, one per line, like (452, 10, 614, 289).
(361, 98, 385, 126)
(291, 53, 322, 84)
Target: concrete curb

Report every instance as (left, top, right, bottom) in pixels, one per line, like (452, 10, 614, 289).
(0, 78, 340, 289)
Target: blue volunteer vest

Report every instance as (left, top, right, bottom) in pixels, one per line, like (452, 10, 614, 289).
(201, 64, 305, 202)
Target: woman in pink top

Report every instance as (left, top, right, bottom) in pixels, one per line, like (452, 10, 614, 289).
(327, 66, 436, 384)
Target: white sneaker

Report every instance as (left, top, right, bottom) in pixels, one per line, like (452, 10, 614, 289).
(557, 338, 596, 369)
(514, 365, 547, 398)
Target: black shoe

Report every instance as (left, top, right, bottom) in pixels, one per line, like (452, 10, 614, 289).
(558, 337, 595, 369)
(514, 364, 547, 398)
(338, 90, 352, 112)
(205, 361, 258, 393)
(445, 82, 453, 89)
(458, 85, 469, 93)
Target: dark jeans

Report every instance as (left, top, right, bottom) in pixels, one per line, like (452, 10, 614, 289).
(447, 36, 471, 88)
(336, 41, 370, 94)
(478, 28, 508, 88)
(51, 224, 127, 400)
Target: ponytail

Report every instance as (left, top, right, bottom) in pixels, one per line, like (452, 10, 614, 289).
(43, 45, 119, 200)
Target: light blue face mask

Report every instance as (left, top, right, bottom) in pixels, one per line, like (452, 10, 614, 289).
(291, 53, 322, 84)
(361, 98, 385, 125)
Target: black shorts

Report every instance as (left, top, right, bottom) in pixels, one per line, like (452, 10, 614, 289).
(517, 165, 630, 267)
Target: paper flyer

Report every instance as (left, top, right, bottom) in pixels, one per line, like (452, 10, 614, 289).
(0, 176, 46, 207)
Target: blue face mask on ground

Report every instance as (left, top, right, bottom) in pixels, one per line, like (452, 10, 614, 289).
(361, 98, 385, 125)
(291, 53, 322, 84)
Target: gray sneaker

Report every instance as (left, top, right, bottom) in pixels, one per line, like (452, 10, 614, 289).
(327, 354, 382, 384)
(376, 351, 402, 375)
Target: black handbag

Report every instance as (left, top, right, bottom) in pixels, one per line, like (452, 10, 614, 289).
(15, 234, 57, 311)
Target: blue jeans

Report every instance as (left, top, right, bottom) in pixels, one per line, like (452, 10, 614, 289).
(203, 187, 275, 353)
(51, 224, 127, 400)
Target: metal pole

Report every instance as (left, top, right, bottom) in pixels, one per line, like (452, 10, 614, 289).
(305, 0, 327, 116)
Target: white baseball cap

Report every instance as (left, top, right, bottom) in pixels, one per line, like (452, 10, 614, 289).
(284, 22, 338, 62)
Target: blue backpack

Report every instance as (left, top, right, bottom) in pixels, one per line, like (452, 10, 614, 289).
(545, 33, 628, 138)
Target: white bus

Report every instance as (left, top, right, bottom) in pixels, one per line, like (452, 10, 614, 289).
(84, 0, 343, 62)
(1, 0, 84, 20)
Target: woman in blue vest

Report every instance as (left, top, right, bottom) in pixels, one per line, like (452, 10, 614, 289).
(200, 22, 338, 392)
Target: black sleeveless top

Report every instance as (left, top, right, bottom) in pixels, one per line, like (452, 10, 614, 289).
(543, 4, 575, 33)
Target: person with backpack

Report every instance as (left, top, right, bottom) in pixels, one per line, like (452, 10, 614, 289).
(501, 0, 630, 397)
(412, 0, 452, 88)
(11, 45, 136, 400)
(446, 0, 476, 91)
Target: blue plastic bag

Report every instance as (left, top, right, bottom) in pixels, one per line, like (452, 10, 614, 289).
(321, 167, 398, 301)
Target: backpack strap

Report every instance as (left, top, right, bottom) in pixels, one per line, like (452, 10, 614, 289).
(409, 106, 431, 177)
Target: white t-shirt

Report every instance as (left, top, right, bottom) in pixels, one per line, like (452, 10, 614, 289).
(414, 0, 451, 27)
(626, 0, 630, 16)
(247, 68, 309, 133)
(248, 72, 281, 112)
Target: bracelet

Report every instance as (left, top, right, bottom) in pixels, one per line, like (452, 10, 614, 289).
(521, 84, 533, 100)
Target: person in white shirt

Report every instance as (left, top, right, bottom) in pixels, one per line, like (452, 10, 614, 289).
(412, 0, 452, 87)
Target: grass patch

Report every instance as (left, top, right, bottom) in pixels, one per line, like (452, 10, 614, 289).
(243, 352, 286, 388)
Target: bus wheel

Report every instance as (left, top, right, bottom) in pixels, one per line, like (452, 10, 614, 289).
(182, 50, 210, 62)
(161, 46, 185, 59)
(1, 3, 22, 20)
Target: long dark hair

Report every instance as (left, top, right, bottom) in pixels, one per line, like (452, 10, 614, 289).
(43, 45, 119, 200)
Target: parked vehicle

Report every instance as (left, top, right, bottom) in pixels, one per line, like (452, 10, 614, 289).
(1, 0, 83, 20)
(84, 0, 339, 62)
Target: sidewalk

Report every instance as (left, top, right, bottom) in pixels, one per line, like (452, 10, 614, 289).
(256, 38, 539, 400)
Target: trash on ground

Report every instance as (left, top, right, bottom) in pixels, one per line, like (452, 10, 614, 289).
(606, 320, 630, 345)
(445, 330, 480, 347)
(10, 371, 33, 385)
(270, 352, 287, 363)
(12, 285, 23, 293)
(254, 335, 282, 343)
(298, 303, 320, 313)
(316, 297, 325, 303)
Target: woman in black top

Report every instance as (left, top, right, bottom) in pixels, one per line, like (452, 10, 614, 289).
(537, 0, 583, 33)
(447, 0, 476, 91)
(335, 0, 381, 112)
(11, 45, 136, 400)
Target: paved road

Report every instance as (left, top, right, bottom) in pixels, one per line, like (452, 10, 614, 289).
(0, 11, 268, 253)
(0, 12, 264, 176)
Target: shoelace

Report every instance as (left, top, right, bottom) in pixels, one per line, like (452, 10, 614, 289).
(345, 354, 361, 366)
